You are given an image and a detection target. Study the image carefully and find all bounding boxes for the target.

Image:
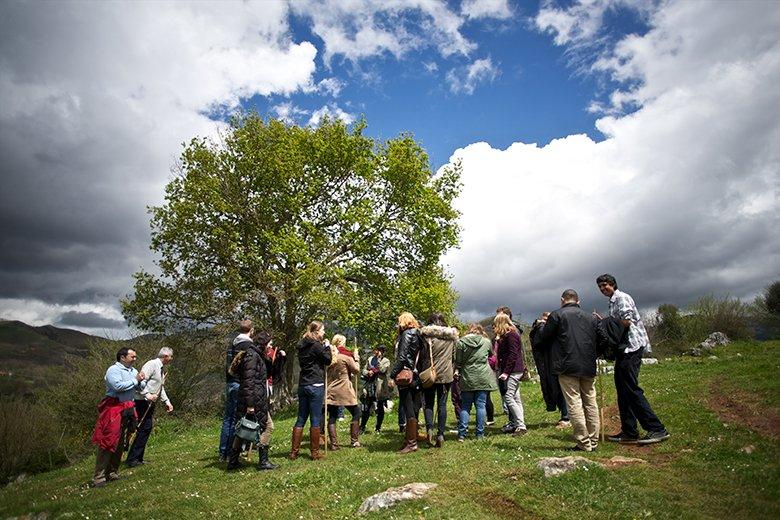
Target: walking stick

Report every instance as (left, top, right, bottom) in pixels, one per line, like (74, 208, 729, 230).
(354, 337, 359, 396)
(324, 364, 329, 456)
(127, 372, 164, 451)
(598, 360, 605, 444)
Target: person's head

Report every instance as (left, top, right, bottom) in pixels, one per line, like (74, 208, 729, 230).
(561, 289, 580, 306)
(157, 347, 174, 365)
(252, 330, 273, 348)
(332, 334, 347, 348)
(540, 311, 551, 320)
(427, 312, 447, 326)
(596, 274, 618, 297)
(116, 347, 137, 366)
(496, 306, 513, 320)
(467, 322, 488, 338)
(239, 319, 253, 334)
(493, 313, 515, 338)
(397, 312, 420, 332)
(304, 320, 325, 341)
(373, 345, 386, 357)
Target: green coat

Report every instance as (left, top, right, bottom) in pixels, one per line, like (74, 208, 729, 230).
(455, 334, 499, 392)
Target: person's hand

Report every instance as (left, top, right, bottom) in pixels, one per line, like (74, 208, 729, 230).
(592, 311, 603, 320)
(278, 350, 286, 357)
(147, 393, 158, 402)
(136, 372, 145, 382)
(166, 403, 174, 413)
(247, 407, 255, 414)
(499, 373, 509, 381)
(353, 350, 360, 362)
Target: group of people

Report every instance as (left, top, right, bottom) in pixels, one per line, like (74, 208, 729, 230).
(90, 273, 669, 482)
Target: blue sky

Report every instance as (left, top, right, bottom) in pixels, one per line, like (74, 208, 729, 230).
(0, 0, 778, 334)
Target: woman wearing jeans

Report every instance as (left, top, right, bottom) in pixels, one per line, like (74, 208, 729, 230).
(494, 313, 527, 436)
(455, 323, 498, 440)
(289, 321, 332, 461)
(419, 313, 459, 447)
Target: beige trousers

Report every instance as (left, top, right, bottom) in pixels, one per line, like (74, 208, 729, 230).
(259, 413, 274, 445)
(558, 374, 600, 451)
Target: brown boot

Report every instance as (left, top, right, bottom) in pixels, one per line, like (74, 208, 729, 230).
(289, 427, 303, 460)
(398, 418, 419, 454)
(327, 424, 340, 451)
(310, 427, 325, 460)
(350, 421, 361, 448)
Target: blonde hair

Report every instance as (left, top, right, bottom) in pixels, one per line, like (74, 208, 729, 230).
(303, 320, 324, 341)
(397, 312, 420, 331)
(332, 334, 346, 347)
(493, 313, 515, 338)
(467, 323, 488, 338)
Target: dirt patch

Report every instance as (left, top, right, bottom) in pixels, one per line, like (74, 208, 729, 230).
(600, 404, 621, 436)
(479, 490, 543, 520)
(706, 382, 780, 440)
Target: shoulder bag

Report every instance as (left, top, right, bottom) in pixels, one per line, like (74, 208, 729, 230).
(418, 334, 437, 389)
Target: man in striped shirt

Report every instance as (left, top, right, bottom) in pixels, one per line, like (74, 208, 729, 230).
(596, 274, 670, 445)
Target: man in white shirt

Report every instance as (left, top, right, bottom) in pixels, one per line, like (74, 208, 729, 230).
(126, 347, 174, 467)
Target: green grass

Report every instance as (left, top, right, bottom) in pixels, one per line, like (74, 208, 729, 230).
(2, 341, 778, 519)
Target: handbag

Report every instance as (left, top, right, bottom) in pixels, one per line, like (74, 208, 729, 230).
(235, 414, 261, 441)
(394, 368, 413, 387)
(418, 335, 437, 389)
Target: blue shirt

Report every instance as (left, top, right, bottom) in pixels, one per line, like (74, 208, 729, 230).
(105, 362, 145, 402)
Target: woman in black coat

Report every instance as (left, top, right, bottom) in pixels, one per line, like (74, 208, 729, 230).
(389, 312, 423, 454)
(227, 332, 270, 471)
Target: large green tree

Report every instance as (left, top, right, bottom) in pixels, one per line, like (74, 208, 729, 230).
(122, 115, 461, 393)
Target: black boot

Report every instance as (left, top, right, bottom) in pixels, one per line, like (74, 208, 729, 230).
(226, 437, 242, 471)
(257, 445, 278, 470)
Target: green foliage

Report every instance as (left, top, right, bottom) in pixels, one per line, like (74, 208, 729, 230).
(688, 294, 751, 341)
(766, 281, 780, 315)
(122, 115, 461, 390)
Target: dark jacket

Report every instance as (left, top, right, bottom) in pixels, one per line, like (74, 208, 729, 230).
(297, 336, 332, 387)
(596, 316, 629, 360)
(390, 328, 423, 383)
(530, 320, 561, 411)
(535, 303, 600, 378)
(496, 329, 525, 375)
(236, 344, 269, 433)
(226, 334, 253, 385)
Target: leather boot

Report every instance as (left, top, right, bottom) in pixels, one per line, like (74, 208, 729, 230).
(226, 436, 242, 470)
(327, 423, 340, 451)
(398, 418, 419, 454)
(350, 421, 361, 447)
(310, 427, 324, 460)
(257, 445, 278, 470)
(289, 427, 303, 460)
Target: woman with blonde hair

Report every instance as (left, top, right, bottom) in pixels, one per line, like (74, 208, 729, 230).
(494, 312, 527, 436)
(389, 311, 423, 454)
(290, 321, 332, 460)
(326, 334, 362, 449)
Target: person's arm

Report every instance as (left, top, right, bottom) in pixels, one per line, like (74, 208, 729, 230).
(502, 333, 521, 376)
(390, 332, 413, 378)
(105, 365, 141, 392)
(614, 293, 635, 328)
(346, 355, 360, 376)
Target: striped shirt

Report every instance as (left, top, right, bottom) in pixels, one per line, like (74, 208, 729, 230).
(609, 289, 651, 354)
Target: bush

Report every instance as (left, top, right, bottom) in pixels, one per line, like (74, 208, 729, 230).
(688, 294, 751, 341)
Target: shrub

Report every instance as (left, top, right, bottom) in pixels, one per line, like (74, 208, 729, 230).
(688, 294, 751, 341)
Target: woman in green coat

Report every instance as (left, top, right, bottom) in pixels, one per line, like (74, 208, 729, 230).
(455, 323, 499, 440)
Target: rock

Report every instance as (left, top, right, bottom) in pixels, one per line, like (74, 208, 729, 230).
(607, 456, 647, 465)
(699, 332, 730, 350)
(641, 358, 658, 365)
(537, 456, 602, 477)
(15, 473, 27, 484)
(740, 445, 755, 454)
(708, 355, 718, 360)
(357, 483, 438, 514)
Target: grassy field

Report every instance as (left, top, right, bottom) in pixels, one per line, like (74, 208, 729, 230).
(1, 341, 778, 519)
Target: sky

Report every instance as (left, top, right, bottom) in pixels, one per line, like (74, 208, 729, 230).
(0, 0, 778, 336)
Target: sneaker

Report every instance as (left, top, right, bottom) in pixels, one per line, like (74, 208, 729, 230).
(486, 420, 495, 426)
(607, 432, 639, 443)
(457, 436, 465, 442)
(448, 429, 459, 434)
(501, 423, 516, 433)
(511, 427, 528, 437)
(125, 460, 143, 468)
(636, 430, 670, 445)
(555, 420, 571, 430)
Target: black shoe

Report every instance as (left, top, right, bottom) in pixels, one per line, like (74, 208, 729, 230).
(607, 432, 639, 443)
(636, 430, 670, 445)
(125, 460, 143, 468)
(257, 445, 278, 470)
(565, 445, 592, 452)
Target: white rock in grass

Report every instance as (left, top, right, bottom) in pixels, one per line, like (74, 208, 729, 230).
(641, 358, 658, 365)
(357, 482, 438, 514)
(537, 456, 602, 477)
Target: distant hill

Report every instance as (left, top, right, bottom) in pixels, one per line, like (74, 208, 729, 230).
(0, 320, 118, 398)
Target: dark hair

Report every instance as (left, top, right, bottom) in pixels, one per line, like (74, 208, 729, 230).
(596, 274, 618, 289)
(303, 320, 324, 340)
(116, 347, 133, 362)
(427, 312, 447, 326)
(252, 330, 272, 347)
(496, 306, 513, 320)
(561, 289, 579, 302)
(239, 319, 253, 333)
(375, 345, 386, 354)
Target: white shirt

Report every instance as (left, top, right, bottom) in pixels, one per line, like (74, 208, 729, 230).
(135, 358, 170, 406)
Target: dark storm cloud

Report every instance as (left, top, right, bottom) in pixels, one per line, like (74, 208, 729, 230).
(56, 311, 126, 329)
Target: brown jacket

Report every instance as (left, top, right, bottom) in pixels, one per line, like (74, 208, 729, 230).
(326, 352, 360, 406)
(419, 325, 459, 384)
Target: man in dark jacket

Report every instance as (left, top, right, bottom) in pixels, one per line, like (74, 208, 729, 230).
(219, 320, 253, 461)
(530, 312, 570, 429)
(535, 289, 601, 451)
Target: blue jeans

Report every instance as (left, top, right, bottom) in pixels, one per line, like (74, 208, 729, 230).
(459, 390, 488, 439)
(294, 384, 325, 428)
(218, 382, 240, 457)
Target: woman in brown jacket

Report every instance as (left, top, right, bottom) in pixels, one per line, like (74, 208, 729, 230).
(326, 334, 362, 449)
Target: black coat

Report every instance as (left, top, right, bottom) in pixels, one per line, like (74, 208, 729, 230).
(530, 321, 561, 412)
(596, 316, 629, 360)
(236, 344, 269, 433)
(535, 303, 602, 378)
(297, 337, 331, 387)
(226, 338, 252, 385)
(390, 328, 422, 384)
